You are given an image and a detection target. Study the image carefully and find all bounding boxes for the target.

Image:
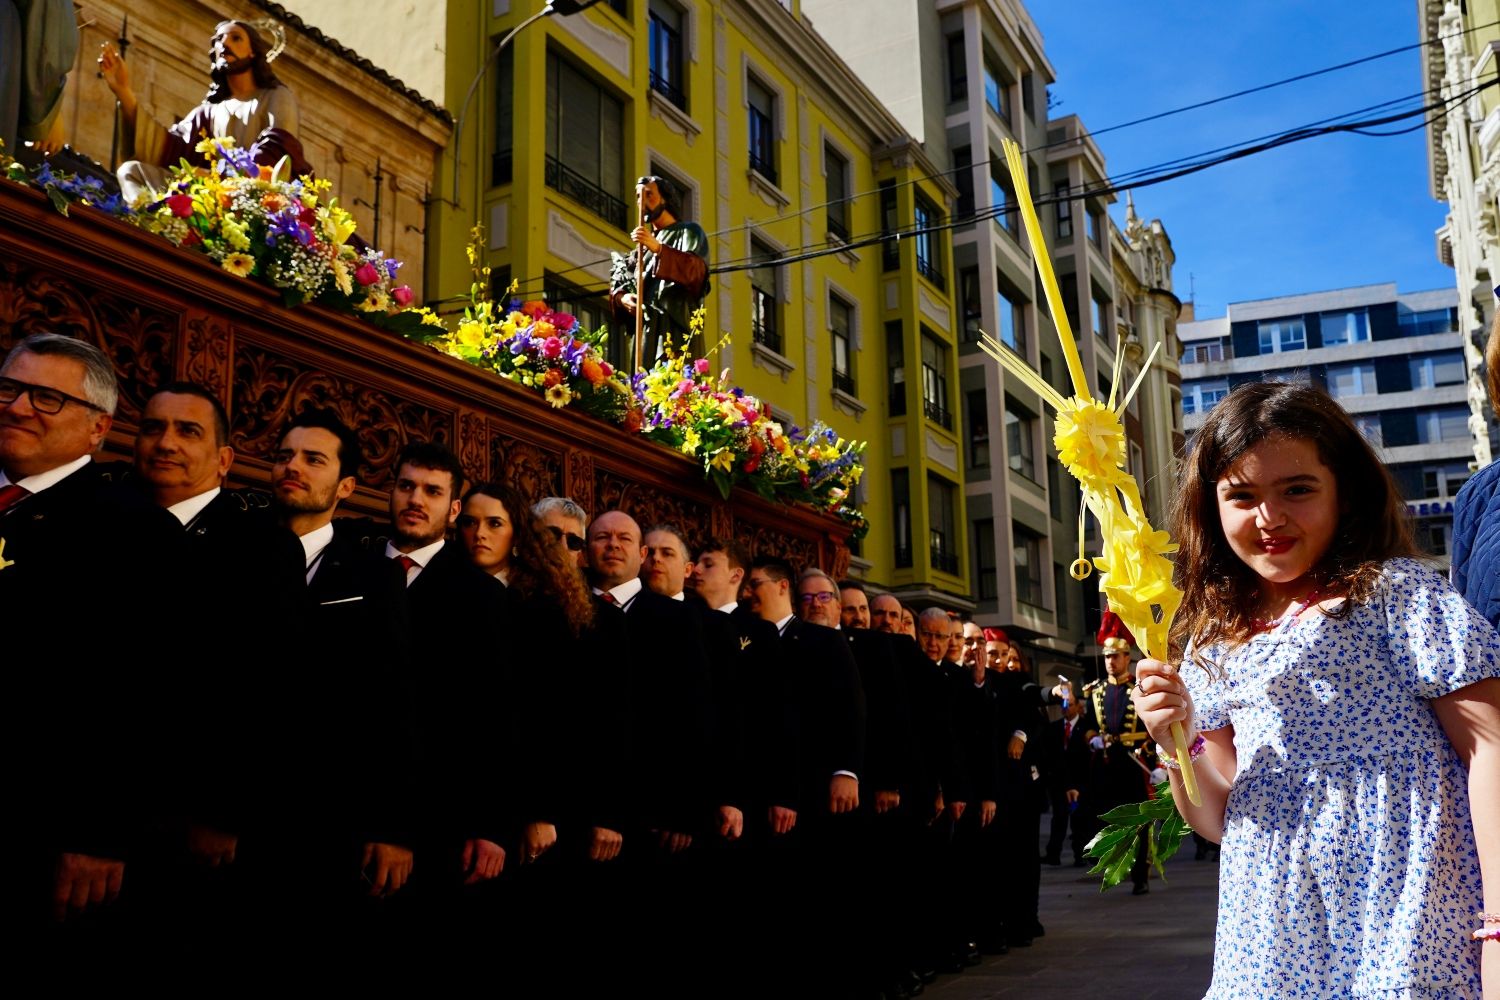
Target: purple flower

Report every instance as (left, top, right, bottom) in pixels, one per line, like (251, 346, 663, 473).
(266, 210, 303, 246)
(384, 258, 401, 279)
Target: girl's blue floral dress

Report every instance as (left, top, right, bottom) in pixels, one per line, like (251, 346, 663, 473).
(1185, 559, 1499, 998)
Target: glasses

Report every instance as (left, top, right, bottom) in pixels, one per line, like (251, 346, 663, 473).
(545, 524, 586, 551)
(918, 629, 949, 642)
(798, 591, 837, 605)
(0, 377, 106, 415)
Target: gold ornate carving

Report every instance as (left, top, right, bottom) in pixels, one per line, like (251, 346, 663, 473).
(183, 313, 232, 397)
(231, 344, 453, 488)
(457, 410, 488, 486)
(564, 449, 595, 519)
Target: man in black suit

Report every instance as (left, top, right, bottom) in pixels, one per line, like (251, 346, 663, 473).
(1040, 676, 1090, 867)
(586, 509, 711, 983)
(132, 382, 306, 943)
(264, 410, 416, 927)
(382, 442, 512, 916)
(1, 333, 183, 938)
(838, 579, 871, 630)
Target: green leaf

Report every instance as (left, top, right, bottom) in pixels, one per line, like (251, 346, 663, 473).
(46, 184, 70, 217)
(1097, 802, 1146, 826)
(1156, 813, 1190, 875)
(1084, 824, 1140, 860)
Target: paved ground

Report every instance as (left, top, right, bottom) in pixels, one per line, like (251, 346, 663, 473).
(927, 823, 1219, 999)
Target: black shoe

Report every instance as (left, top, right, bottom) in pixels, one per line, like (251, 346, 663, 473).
(898, 971, 925, 996)
(1006, 934, 1034, 948)
(1131, 882, 1149, 896)
(1040, 854, 1061, 866)
(882, 978, 917, 999)
(1029, 921, 1045, 938)
(936, 954, 964, 975)
(978, 938, 1009, 956)
(914, 967, 938, 985)
(1072, 855, 1088, 867)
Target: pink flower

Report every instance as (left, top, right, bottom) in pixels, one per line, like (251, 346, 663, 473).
(392, 285, 414, 306)
(541, 336, 563, 359)
(354, 262, 381, 286)
(600, 362, 614, 377)
(166, 194, 193, 218)
(694, 358, 711, 375)
(552, 311, 577, 330)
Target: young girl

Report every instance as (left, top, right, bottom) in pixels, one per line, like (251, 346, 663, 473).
(1133, 380, 1500, 999)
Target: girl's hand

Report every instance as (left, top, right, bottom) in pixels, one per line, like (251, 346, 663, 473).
(1133, 658, 1195, 751)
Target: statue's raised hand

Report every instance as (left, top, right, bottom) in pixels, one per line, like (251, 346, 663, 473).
(97, 42, 132, 100)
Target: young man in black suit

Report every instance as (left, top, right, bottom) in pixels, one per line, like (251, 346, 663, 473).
(381, 442, 513, 916)
(0, 333, 184, 939)
(265, 409, 416, 929)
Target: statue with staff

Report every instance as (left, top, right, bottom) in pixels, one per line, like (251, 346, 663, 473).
(609, 174, 709, 367)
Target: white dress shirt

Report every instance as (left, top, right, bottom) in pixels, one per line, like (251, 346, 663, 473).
(166, 486, 221, 527)
(0, 453, 90, 495)
(298, 522, 336, 584)
(593, 576, 643, 611)
(385, 537, 446, 586)
(716, 601, 739, 614)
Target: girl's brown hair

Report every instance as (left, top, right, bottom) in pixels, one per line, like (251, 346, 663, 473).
(462, 481, 595, 635)
(1168, 380, 1416, 664)
(1486, 308, 1500, 414)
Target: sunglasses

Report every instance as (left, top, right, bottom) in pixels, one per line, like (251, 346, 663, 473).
(546, 524, 586, 551)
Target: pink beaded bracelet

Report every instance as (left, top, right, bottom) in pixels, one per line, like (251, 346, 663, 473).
(1157, 734, 1206, 769)
(1473, 927, 1500, 942)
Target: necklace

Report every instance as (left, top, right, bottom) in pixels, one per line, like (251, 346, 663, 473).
(1250, 589, 1322, 634)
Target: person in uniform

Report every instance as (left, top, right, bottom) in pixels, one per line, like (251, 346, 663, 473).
(1069, 612, 1154, 894)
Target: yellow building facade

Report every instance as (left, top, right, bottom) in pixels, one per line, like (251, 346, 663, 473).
(429, 0, 967, 594)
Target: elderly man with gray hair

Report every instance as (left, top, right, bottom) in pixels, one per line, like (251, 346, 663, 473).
(0, 333, 182, 932)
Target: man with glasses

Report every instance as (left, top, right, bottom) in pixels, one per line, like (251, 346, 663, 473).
(1, 333, 182, 934)
(533, 496, 588, 569)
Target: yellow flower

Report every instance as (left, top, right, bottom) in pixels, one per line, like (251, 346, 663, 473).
(455, 319, 488, 350)
(356, 289, 389, 313)
(195, 135, 231, 156)
(332, 257, 353, 296)
(682, 427, 702, 456)
(319, 204, 357, 245)
(222, 216, 251, 252)
(221, 252, 255, 277)
(545, 384, 573, 408)
(710, 448, 736, 473)
(420, 310, 445, 327)
(1054, 397, 1131, 491)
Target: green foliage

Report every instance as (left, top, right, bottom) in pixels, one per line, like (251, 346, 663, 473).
(1084, 781, 1194, 892)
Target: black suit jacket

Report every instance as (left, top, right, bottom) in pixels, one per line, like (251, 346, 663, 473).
(949, 664, 999, 805)
(730, 604, 797, 814)
(1043, 714, 1092, 792)
(902, 651, 964, 808)
(173, 488, 306, 836)
(844, 628, 914, 798)
(401, 540, 515, 861)
(622, 588, 712, 834)
(2, 461, 184, 875)
(779, 617, 865, 814)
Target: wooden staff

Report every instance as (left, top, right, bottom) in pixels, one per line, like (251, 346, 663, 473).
(633, 188, 646, 373)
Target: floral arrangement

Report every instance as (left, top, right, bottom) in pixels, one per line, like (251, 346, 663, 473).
(409, 232, 632, 423)
(4, 137, 412, 314)
(634, 312, 868, 536)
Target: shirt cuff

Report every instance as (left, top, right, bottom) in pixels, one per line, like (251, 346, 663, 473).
(832, 770, 858, 781)
(1012, 730, 1028, 742)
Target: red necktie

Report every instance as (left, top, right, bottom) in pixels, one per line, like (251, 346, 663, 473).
(599, 591, 619, 606)
(1064, 720, 1073, 746)
(394, 555, 418, 573)
(0, 484, 30, 513)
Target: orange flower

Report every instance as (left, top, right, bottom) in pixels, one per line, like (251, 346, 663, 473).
(542, 368, 564, 389)
(623, 408, 644, 433)
(581, 358, 605, 386)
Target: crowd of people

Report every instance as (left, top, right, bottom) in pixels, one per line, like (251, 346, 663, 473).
(1, 332, 1150, 993)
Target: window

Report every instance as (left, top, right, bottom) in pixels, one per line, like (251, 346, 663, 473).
(1013, 524, 1045, 608)
(1416, 407, 1471, 444)
(1422, 462, 1470, 499)
(974, 519, 997, 601)
(929, 475, 959, 574)
(1047, 457, 1064, 521)
(893, 469, 912, 568)
(959, 267, 981, 342)
(1055, 183, 1072, 239)
(1184, 378, 1229, 415)
(920, 331, 950, 428)
(947, 34, 967, 103)
(1326, 362, 1376, 398)
(747, 75, 777, 183)
(492, 47, 514, 185)
(1425, 522, 1451, 558)
(648, 0, 687, 111)
(880, 181, 898, 271)
(1092, 291, 1110, 341)
(914, 194, 942, 285)
(1399, 306, 1458, 338)
(967, 389, 990, 468)
(1257, 318, 1306, 354)
(1320, 309, 1369, 346)
(1005, 396, 1036, 480)
(749, 238, 780, 353)
(1022, 73, 1036, 120)
(1410, 351, 1466, 389)
(830, 295, 854, 395)
(886, 321, 906, 416)
(605, 0, 628, 15)
(953, 146, 974, 219)
(984, 59, 1008, 120)
(991, 161, 1017, 236)
(1182, 341, 1224, 364)
(1086, 206, 1103, 248)
(1053, 562, 1068, 628)
(825, 145, 850, 240)
(1355, 414, 1382, 447)
(545, 53, 626, 229)
(998, 282, 1024, 351)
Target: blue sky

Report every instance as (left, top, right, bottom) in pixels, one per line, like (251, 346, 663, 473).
(1027, 2, 1455, 319)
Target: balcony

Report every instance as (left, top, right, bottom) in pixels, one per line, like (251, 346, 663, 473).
(545, 155, 627, 230)
(924, 398, 953, 429)
(832, 369, 856, 396)
(916, 255, 944, 288)
(895, 545, 913, 569)
(752, 316, 782, 355)
(931, 546, 959, 575)
(649, 70, 688, 112)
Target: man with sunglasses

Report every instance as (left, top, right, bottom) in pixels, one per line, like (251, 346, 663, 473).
(1, 333, 182, 935)
(532, 496, 588, 568)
